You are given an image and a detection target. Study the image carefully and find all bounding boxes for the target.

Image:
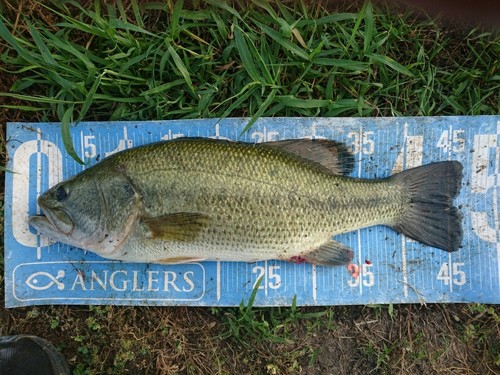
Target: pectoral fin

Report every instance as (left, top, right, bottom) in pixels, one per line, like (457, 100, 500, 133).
(142, 212, 210, 242)
(302, 240, 354, 266)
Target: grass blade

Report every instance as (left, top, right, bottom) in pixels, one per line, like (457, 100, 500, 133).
(276, 96, 331, 108)
(367, 53, 414, 77)
(348, 1, 366, 52)
(77, 74, 101, 122)
(240, 88, 278, 134)
(204, 0, 242, 20)
(297, 13, 357, 27)
(140, 79, 186, 96)
(0, 17, 40, 65)
(108, 19, 156, 36)
(170, 0, 184, 38)
(0, 104, 44, 111)
(244, 276, 263, 315)
(313, 58, 368, 71)
(25, 19, 57, 66)
(234, 21, 263, 83)
(130, 0, 144, 28)
(0, 93, 75, 103)
(0, 165, 17, 173)
(166, 41, 194, 93)
(256, 22, 309, 61)
(363, 1, 374, 53)
(219, 83, 260, 119)
(46, 33, 95, 71)
(61, 104, 85, 165)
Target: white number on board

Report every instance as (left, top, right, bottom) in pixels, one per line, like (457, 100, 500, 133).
(11, 139, 62, 250)
(471, 127, 499, 243)
(348, 130, 375, 155)
(105, 127, 133, 157)
(251, 127, 279, 143)
(348, 263, 375, 288)
(252, 265, 281, 290)
(436, 129, 465, 153)
(437, 262, 466, 286)
(83, 135, 97, 158)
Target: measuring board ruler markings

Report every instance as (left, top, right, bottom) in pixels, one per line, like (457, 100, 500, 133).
(4, 117, 500, 307)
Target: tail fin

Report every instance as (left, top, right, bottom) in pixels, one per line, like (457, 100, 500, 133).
(391, 161, 463, 252)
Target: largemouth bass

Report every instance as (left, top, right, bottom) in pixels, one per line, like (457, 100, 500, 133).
(29, 138, 463, 265)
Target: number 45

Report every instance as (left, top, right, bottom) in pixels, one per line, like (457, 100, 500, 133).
(437, 262, 466, 286)
(436, 129, 465, 153)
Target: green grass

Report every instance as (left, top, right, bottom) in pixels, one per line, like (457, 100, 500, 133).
(218, 278, 329, 349)
(0, 0, 498, 159)
(0, 1, 499, 374)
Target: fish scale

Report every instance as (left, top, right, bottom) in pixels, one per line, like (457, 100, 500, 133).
(92, 140, 408, 261)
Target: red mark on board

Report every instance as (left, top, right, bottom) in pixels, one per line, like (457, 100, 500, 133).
(290, 255, 307, 264)
(347, 263, 360, 279)
(365, 259, 372, 265)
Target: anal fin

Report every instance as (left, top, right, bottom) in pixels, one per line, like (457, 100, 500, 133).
(302, 240, 354, 266)
(155, 257, 206, 264)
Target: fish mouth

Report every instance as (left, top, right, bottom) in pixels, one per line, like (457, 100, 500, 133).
(29, 207, 74, 236)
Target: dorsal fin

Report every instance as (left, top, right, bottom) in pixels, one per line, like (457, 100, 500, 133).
(167, 137, 355, 175)
(264, 139, 354, 175)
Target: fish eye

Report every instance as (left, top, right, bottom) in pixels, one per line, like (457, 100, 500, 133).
(55, 185, 69, 201)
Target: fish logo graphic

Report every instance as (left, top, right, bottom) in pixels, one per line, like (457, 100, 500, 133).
(25, 270, 65, 291)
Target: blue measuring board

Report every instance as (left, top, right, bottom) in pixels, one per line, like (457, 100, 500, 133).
(4, 117, 500, 307)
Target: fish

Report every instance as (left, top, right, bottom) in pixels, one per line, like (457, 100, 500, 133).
(29, 137, 463, 266)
